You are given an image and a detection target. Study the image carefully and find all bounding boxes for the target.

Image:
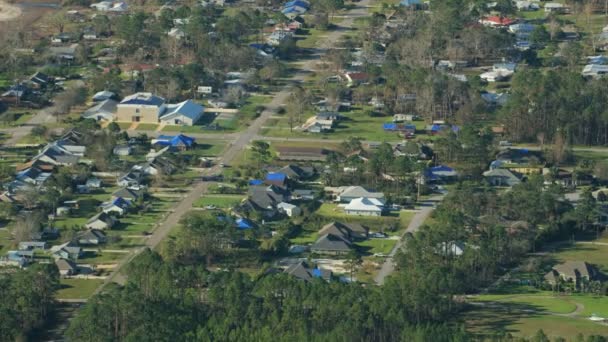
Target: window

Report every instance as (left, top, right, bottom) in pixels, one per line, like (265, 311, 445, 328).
(135, 108, 140, 114)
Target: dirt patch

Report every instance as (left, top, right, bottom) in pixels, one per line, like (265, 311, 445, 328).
(0, 1, 22, 21)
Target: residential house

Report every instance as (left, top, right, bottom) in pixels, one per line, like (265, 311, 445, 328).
(16, 167, 52, 186)
(276, 164, 315, 180)
(29, 72, 52, 89)
(30, 227, 60, 241)
(544, 261, 600, 287)
(436, 241, 466, 256)
(134, 157, 176, 176)
(1, 250, 32, 267)
(86, 177, 102, 189)
(92, 90, 115, 102)
(49, 44, 78, 61)
(77, 229, 107, 245)
(83, 99, 117, 121)
(483, 168, 522, 187)
(277, 202, 301, 217)
(236, 218, 256, 230)
(18, 241, 48, 251)
(50, 241, 82, 260)
(113, 145, 132, 156)
(151, 134, 196, 151)
(292, 189, 315, 200)
(168, 27, 186, 39)
(117, 170, 145, 187)
(318, 221, 368, 240)
(101, 197, 130, 216)
(56, 258, 78, 276)
(1, 84, 29, 104)
(344, 197, 385, 216)
(400, 0, 421, 7)
(284, 261, 331, 282)
(112, 187, 144, 201)
(515, 1, 540, 11)
(240, 185, 288, 218)
(115, 93, 166, 124)
(544, 2, 566, 13)
(582, 64, 608, 79)
(265, 172, 288, 187)
(342, 72, 369, 87)
(86, 212, 117, 230)
(32, 144, 80, 166)
(336, 186, 385, 203)
(159, 99, 204, 126)
(311, 233, 352, 255)
(479, 16, 516, 27)
(424, 165, 458, 183)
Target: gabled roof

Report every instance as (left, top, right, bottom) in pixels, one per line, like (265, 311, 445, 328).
(284, 261, 331, 282)
(236, 218, 255, 230)
(119, 92, 165, 106)
(55, 258, 77, 271)
(344, 197, 385, 212)
(338, 186, 385, 200)
(78, 229, 106, 241)
(311, 233, 352, 252)
(154, 134, 196, 148)
(160, 100, 204, 121)
(87, 212, 115, 225)
(319, 221, 368, 239)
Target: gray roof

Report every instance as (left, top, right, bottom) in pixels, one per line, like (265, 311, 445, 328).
(55, 258, 77, 271)
(338, 186, 384, 200)
(318, 221, 368, 240)
(311, 233, 352, 252)
(160, 99, 204, 121)
(284, 261, 331, 282)
(83, 99, 117, 119)
(78, 229, 106, 241)
(119, 92, 165, 106)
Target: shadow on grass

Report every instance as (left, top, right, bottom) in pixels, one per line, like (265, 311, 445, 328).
(462, 301, 549, 338)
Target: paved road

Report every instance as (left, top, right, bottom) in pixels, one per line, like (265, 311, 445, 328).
(374, 195, 444, 285)
(100, 0, 375, 288)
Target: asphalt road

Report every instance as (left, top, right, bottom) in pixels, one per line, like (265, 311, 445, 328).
(100, 0, 375, 288)
(374, 195, 444, 285)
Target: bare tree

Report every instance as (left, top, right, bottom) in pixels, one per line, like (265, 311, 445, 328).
(12, 211, 43, 244)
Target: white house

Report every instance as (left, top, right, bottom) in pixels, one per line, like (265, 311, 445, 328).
(336, 186, 385, 203)
(582, 64, 608, 78)
(277, 202, 301, 217)
(159, 99, 204, 126)
(344, 197, 385, 216)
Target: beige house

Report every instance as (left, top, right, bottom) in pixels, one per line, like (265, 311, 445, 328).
(115, 93, 166, 124)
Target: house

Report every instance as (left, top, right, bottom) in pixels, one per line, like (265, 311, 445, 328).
(55, 258, 78, 276)
(16, 167, 52, 186)
(1, 251, 31, 267)
(515, 1, 540, 11)
(318, 221, 368, 240)
(83, 27, 98, 40)
(311, 233, 352, 255)
(240, 185, 287, 217)
(1, 84, 29, 104)
(344, 197, 385, 216)
(159, 99, 204, 126)
(76, 184, 90, 194)
(112, 187, 144, 201)
(32, 144, 80, 166)
(284, 261, 331, 282)
(544, 2, 566, 13)
(342, 72, 369, 87)
(134, 157, 176, 176)
(151, 134, 196, 151)
(83, 99, 117, 121)
(496, 148, 543, 165)
(483, 168, 522, 187)
(117, 170, 145, 187)
(481, 92, 509, 106)
(113, 145, 132, 156)
(168, 27, 186, 39)
(236, 218, 256, 230)
(479, 16, 516, 27)
(30, 227, 60, 241)
(50, 241, 82, 260)
(276, 164, 314, 180)
(424, 165, 458, 183)
(582, 64, 608, 79)
(115, 93, 166, 124)
(92, 90, 115, 102)
(86, 177, 102, 189)
(49, 44, 78, 61)
(336, 186, 385, 203)
(292, 189, 315, 200)
(436, 241, 466, 256)
(393, 114, 416, 122)
(400, 0, 421, 7)
(265, 172, 287, 187)
(18, 241, 48, 251)
(544, 261, 600, 287)
(77, 229, 107, 245)
(277, 202, 301, 217)
(101, 197, 130, 216)
(29, 72, 52, 89)
(86, 212, 117, 230)
(394, 142, 433, 160)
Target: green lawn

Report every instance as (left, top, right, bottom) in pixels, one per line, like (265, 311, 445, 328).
(193, 194, 243, 208)
(136, 123, 158, 131)
(472, 293, 577, 314)
(56, 278, 104, 300)
(315, 203, 402, 228)
(261, 107, 410, 142)
(550, 242, 608, 273)
(356, 238, 397, 255)
(290, 230, 318, 245)
(297, 28, 328, 49)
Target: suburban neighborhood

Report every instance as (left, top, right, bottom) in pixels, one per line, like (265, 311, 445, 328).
(1, 0, 608, 340)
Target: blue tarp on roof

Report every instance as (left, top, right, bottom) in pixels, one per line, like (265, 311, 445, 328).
(236, 218, 255, 230)
(430, 124, 442, 132)
(112, 197, 130, 207)
(249, 179, 263, 186)
(282, 5, 307, 14)
(284, 0, 309, 8)
(266, 173, 287, 182)
(155, 134, 195, 147)
(404, 124, 416, 130)
(312, 268, 322, 277)
(400, 0, 421, 6)
(383, 123, 397, 131)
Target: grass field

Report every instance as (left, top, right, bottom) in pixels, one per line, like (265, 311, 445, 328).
(290, 230, 318, 245)
(315, 203, 411, 230)
(549, 242, 608, 273)
(193, 194, 243, 208)
(56, 278, 104, 299)
(356, 238, 397, 255)
(135, 123, 158, 131)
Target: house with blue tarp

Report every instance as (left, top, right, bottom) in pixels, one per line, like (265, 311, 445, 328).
(249, 179, 264, 186)
(265, 172, 287, 187)
(400, 0, 421, 6)
(424, 165, 458, 183)
(284, 0, 309, 9)
(236, 218, 256, 230)
(427, 124, 460, 135)
(282, 5, 308, 17)
(152, 134, 196, 151)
